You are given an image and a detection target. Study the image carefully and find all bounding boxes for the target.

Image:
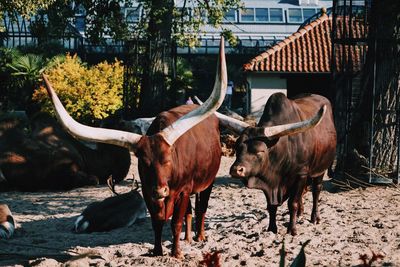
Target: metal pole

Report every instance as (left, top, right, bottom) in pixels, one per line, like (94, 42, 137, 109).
(369, 37, 377, 183)
(397, 78, 400, 185)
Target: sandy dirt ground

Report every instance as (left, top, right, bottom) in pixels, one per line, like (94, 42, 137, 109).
(0, 156, 400, 267)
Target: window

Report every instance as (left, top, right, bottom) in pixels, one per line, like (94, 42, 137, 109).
(269, 8, 283, 22)
(255, 8, 269, 22)
(126, 7, 140, 23)
(241, 8, 255, 22)
(224, 9, 236, 22)
(303, 8, 317, 20)
(288, 8, 302, 22)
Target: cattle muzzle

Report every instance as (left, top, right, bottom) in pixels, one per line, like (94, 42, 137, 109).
(152, 186, 170, 201)
(230, 165, 247, 178)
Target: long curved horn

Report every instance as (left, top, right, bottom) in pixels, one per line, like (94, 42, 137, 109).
(261, 105, 327, 139)
(160, 37, 228, 146)
(194, 95, 249, 134)
(43, 75, 142, 150)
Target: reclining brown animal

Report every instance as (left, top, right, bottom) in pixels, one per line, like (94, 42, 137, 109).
(0, 112, 130, 191)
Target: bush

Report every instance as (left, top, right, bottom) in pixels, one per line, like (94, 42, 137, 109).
(33, 54, 124, 124)
(0, 48, 46, 111)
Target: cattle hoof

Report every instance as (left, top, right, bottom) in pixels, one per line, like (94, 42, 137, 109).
(311, 214, 321, 224)
(153, 247, 163, 256)
(172, 250, 184, 259)
(288, 228, 297, 236)
(267, 226, 277, 234)
(184, 236, 192, 244)
(297, 207, 304, 217)
(194, 234, 207, 242)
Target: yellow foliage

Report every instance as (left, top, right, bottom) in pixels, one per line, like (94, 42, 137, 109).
(33, 54, 124, 124)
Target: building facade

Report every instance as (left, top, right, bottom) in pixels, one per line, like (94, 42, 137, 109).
(1, 1, 332, 54)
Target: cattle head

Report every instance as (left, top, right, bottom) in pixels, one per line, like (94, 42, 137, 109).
(230, 106, 326, 187)
(43, 38, 227, 220)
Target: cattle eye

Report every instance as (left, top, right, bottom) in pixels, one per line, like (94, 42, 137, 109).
(139, 158, 151, 166)
(161, 159, 171, 166)
(256, 151, 265, 157)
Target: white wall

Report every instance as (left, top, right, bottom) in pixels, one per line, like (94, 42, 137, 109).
(247, 74, 287, 120)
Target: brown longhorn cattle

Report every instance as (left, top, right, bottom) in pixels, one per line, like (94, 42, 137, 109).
(0, 112, 130, 191)
(43, 38, 227, 258)
(208, 93, 336, 235)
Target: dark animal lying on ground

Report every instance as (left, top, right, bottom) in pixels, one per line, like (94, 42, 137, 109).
(0, 111, 131, 191)
(74, 182, 146, 233)
(201, 93, 337, 235)
(43, 37, 227, 258)
(0, 203, 15, 239)
(121, 117, 155, 135)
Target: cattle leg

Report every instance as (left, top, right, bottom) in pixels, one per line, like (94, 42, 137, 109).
(266, 205, 278, 233)
(184, 200, 193, 243)
(288, 175, 307, 236)
(194, 183, 213, 242)
(311, 175, 323, 224)
(151, 219, 164, 256)
(297, 187, 307, 218)
(171, 193, 190, 259)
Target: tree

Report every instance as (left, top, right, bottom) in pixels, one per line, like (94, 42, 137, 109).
(132, 0, 242, 115)
(0, 0, 55, 31)
(4, 0, 242, 115)
(46, 0, 242, 115)
(346, 0, 400, 178)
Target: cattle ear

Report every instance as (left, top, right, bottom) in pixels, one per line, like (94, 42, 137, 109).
(265, 137, 279, 148)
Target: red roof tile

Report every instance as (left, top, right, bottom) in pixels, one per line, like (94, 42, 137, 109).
(243, 14, 366, 73)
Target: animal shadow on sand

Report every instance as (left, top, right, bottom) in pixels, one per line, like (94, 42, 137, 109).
(0, 183, 174, 266)
(214, 175, 243, 187)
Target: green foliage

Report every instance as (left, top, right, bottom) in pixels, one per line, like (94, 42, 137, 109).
(75, 0, 129, 43)
(0, 46, 68, 111)
(17, 40, 68, 58)
(0, 0, 55, 32)
(29, 0, 75, 42)
(137, 0, 243, 47)
(176, 57, 194, 91)
(1, 1, 243, 46)
(0, 48, 19, 73)
(7, 53, 45, 80)
(0, 47, 19, 110)
(221, 28, 239, 47)
(32, 54, 124, 124)
(165, 57, 194, 105)
(2, 50, 47, 110)
(0, 0, 55, 17)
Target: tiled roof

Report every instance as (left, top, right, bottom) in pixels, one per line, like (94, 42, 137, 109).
(243, 14, 366, 73)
